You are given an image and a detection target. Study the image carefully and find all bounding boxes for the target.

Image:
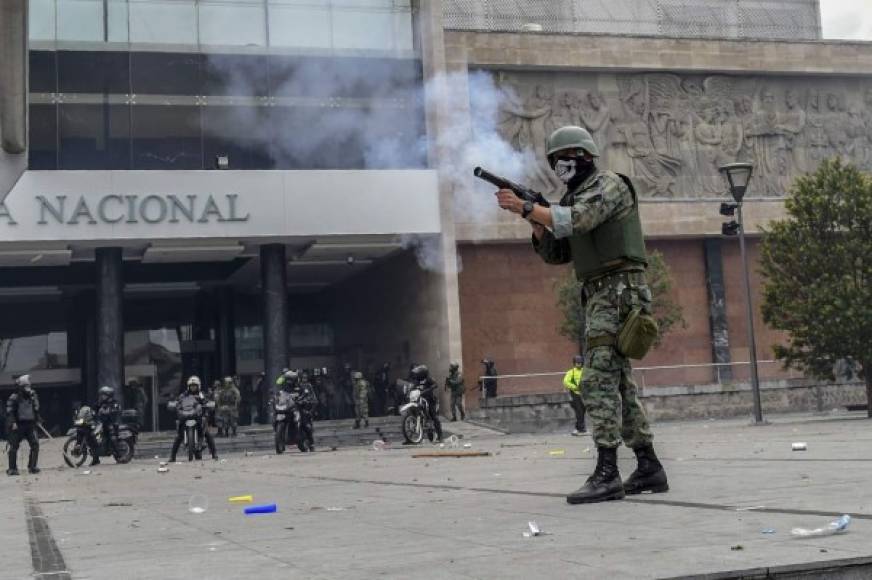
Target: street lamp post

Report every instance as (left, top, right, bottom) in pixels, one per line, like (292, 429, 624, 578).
(719, 162, 764, 425)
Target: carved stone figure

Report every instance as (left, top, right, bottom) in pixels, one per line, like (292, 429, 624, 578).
(488, 71, 872, 199)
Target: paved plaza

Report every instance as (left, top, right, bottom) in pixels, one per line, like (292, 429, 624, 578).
(2, 412, 872, 579)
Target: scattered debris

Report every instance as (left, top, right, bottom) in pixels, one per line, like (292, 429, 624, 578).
(80, 470, 92, 476)
(791, 515, 851, 537)
(157, 467, 169, 473)
(792, 442, 808, 451)
(188, 495, 209, 515)
(730, 545, 744, 551)
(219, 459, 228, 464)
(228, 495, 253, 504)
(761, 528, 776, 534)
(548, 449, 566, 456)
(412, 451, 491, 459)
(528, 521, 541, 536)
(735, 506, 766, 512)
(582, 448, 591, 454)
(463, 443, 472, 449)
(244, 504, 277, 515)
(372, 440, 386, 451)
(104, 502, 133, 507)
(326, 507, 347, 512)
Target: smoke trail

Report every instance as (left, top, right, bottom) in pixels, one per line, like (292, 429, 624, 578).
(203, 56, 535, 273)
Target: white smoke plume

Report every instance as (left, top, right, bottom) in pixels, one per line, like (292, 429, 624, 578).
(204, 57, 534, 273)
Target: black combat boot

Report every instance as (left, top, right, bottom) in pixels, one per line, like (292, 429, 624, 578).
(90, 455, 101, 466)
(623, 445, 669, 495)
(566, 447, 625, 505)
(7, 451, 18, 476)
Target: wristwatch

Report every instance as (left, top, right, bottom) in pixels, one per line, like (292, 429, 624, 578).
(521, 200, 535, 218)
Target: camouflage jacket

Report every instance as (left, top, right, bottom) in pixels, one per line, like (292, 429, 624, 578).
(532, 168, 636, 264)
(445, 373, 465, 395)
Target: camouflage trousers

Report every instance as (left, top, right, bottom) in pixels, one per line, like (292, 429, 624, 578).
(581, 276, 654, 450)
(217, 408, 238, 432)
(450, 392, 465, 420)
(355, 397, 369, 421)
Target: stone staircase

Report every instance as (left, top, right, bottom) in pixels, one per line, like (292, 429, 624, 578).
(133, 416, 411, 458)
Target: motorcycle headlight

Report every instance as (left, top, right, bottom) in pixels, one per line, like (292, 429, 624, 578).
(74, 419, 85, 426)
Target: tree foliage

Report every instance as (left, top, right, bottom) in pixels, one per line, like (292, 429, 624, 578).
(555, 250, 686, 350)
(760, 158, 872, 415)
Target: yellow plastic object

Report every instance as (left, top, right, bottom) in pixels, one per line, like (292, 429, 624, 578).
(228, 495, 253, 503)
(548, 449, 566, 456)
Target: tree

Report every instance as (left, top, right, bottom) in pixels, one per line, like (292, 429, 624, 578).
(555, 250, 686, 350)
(760, 158, 872, 417)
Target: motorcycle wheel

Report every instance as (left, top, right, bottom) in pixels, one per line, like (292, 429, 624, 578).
(275, 423, 286, 454)
(63, 435, 88, 468)
(113, 439, 132, 464)
(186, 426, 196, 462)
(402, 413, 424, 445)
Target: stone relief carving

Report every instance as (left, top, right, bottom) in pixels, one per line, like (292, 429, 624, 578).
(487, 72, 872, 198)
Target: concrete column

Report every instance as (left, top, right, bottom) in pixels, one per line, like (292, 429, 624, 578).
(217, 287, 236, 377)
(413, 0, 465, 409)
(703, 239, 732, 381)
(0, 0, 27, 154)
(0, 0, 28, 203)
(96, 248, 125, 405)
(260, 244, 288, 420)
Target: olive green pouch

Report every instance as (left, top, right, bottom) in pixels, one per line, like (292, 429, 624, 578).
(617, 307, 659, 360)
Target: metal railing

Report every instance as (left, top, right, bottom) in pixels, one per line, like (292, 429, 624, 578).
(443, 0, 821, 41)
(477, 359, 807, 398)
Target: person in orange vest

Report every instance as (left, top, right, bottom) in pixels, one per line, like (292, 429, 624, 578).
(563, 355, 586, 435)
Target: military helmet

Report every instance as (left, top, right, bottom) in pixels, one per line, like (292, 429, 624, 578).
(573, 355, 583, 365)
(411, 364, 429, 380)
(283, 370, 298, 382)
(98, 385, 114, 399)
(15, 374, 31, 387)
(546, 126, 600, 158)
(449, 362, 459, 372)
(352, 371, 363, 380)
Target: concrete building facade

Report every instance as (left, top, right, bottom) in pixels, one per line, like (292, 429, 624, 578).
(0, 0, 869, 432)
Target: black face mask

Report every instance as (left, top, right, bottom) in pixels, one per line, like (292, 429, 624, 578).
(566, 158, 596, 191)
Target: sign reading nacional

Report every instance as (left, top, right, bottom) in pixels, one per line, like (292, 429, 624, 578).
(0, 170, 441, 242)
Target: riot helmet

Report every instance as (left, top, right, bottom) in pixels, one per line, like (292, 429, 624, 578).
(186, 375, 202, 394)
(573, 355, 583, 367)
(411, 364, 429, 381)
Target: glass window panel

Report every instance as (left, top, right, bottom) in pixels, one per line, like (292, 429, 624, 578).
(59, 104, 131, 169)
(198, 0, 266, 47)
(129, 0, 197, 45)
(57, 0, 105, 42)
(131, 105, 202, 169)
(267, 1, 331, 49)
(29, 0, 57, 42)
(107, 0, 130, 43)
(30, 51, 58, 93)
(29, 104, 59, 170)
(332, 9, 397, 51)
(58, 50, 130, 94)
(131, 52, 200, 95)
(202, 54, 269, 96)
(203, 106, 273, 169)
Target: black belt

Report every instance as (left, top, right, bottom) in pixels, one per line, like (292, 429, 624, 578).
(581, 269, 646, 301)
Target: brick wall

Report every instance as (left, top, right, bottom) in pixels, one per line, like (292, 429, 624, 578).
(457, 238, 797, 406)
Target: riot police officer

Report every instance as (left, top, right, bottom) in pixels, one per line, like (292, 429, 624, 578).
(169, 376, 218, 462)
(411, 365, 442, 443)
(6, 375, 41, 475)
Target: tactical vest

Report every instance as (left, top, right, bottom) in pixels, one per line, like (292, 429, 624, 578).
(16, 397, 36, 421)
(568, 172, 647, 281)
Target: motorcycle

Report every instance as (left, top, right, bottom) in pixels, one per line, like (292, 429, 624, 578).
(168, 398, 214, 461)
(62, 405, 136, 467)
(272, 390, 298, 455)
(400, 383, 435, 445)
(273, 390, 315, 454)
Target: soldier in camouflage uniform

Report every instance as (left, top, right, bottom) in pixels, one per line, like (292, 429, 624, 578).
(352, 371, 370, 429)
(445, 363, 466, 421)
(495, 125, 668, 505)
(215, 376, 241, 437)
